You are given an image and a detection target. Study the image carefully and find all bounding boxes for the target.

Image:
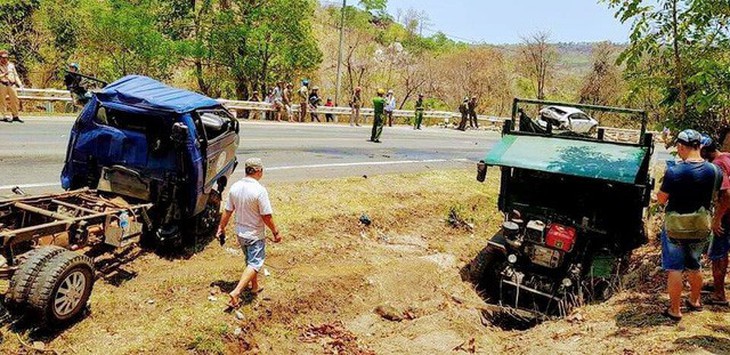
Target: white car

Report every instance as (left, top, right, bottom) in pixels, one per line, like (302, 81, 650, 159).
(538, 106, 599, 134)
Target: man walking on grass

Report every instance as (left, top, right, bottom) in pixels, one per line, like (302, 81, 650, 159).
(658, 129, 728, 321)
(701, 134, 730, 306)
(369, 88, 386, 143)
(216, 158, 282, 308)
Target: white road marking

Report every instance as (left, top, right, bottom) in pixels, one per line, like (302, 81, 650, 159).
(0, 159, 472, 191)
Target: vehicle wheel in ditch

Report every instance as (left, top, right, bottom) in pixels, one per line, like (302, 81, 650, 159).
(7, 246, 67, 305)
(470, 246, 505, 301)
(195, 190, 222, 236)
(27, 251, 95, 326)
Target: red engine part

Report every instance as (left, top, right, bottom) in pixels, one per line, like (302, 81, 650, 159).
(546, 223, 576, 252)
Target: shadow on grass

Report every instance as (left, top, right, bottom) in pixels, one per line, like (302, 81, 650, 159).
(706, 324, 730, 337)
(4, 302, 90, 347)
(673, 335, 730, 354)
(613, 294, 670, 328)
(210, 281, 259, 308)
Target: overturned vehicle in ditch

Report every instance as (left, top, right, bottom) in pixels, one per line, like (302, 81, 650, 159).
(474, 98, 654, 319)
(61, 75, 240, 243)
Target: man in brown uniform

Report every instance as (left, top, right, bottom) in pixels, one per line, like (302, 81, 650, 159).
(0, 50, 23, 123)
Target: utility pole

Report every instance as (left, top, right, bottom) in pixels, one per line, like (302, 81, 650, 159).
(334, 0, 346, 106)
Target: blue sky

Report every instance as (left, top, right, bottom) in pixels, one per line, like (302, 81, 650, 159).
(353, 0, 632, 44)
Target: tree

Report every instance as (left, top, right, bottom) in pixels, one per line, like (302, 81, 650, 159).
(605, 0, 730, 134)
(579, 42, 624, 107)
(518, 31, 557, 100)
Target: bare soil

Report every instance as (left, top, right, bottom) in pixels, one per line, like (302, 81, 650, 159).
(1, 170, 729, 354)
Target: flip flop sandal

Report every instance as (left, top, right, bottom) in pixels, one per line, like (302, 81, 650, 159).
(684, 300, 704, 312)
(226, 295, 242, 309)
(706, 298, 730, 306)
(662, 308, 682, 322)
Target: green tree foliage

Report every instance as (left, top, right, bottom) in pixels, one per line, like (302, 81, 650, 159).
(605, 0, 730, 134)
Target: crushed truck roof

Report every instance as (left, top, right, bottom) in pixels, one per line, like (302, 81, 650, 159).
(96, 75, 221, 114)
(485, 134, 649, 184)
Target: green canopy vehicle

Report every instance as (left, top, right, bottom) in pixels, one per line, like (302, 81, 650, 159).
(474, 98, 654, 320)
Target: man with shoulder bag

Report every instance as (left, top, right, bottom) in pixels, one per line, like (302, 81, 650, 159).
(658, 129, 730, 321)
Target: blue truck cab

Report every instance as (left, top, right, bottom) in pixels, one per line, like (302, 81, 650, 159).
(61, 75, 239, 242)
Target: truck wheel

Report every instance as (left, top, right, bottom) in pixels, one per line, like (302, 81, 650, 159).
(195, 190, 221, 236)
(28, 251, 95, 325)
(7, 246, 66, 305)
(470, 246, 505, 301)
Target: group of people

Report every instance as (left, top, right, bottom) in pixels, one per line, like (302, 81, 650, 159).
(658, 129, 730, 321)
(0, 50, 24, 123)
(251, 80, 336, 123)
(457, 96, 479, 131)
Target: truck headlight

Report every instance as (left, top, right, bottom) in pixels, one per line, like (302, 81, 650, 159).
(561, 278, 573, 288)
(507, 254, 517, 264)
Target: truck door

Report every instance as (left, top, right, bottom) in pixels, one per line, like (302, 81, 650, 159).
(194, 109, 239, 194)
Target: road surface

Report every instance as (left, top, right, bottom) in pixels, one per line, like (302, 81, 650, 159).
(0, 117, 501, 195)
(0, 116, 671, 196)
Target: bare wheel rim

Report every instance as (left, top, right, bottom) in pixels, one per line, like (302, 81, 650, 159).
(54, 270, 87, 317)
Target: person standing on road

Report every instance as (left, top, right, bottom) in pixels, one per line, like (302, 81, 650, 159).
(216, 158, 282, 308)
(369, 89, 386, 143)
(308, 86, 321, 122)
(701, 134, 730, 307)
(657, 129, 728, 321)
(324, 97, 335, 123)
(468, 95, 478, 129)
(283, 83, 293, 122)
(0, 50, 23, 123)
(385, 89, 396, 127)
(298, 80, 310, 122)
(414, 93, 425, 130)
(349, 86, 362, 127)
(457, 97, 469, 131)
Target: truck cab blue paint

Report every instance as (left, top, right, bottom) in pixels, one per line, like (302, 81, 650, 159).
(61, 75, 239, 220)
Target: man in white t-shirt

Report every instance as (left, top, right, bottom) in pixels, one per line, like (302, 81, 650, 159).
(216, 157, 282, 307)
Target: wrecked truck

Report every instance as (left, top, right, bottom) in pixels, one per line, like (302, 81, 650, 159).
(0, 75, 239, 325)
(474, 98, 653, 319)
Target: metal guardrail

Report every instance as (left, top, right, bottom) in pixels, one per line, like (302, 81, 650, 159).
(15, 88, 507, 123)
(14, 89, 657, 135)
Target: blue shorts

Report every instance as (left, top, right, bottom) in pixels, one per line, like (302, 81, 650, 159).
(661, 229, 708, 271)
(708, 227, 730, 261)
(239, 238, 265, 272)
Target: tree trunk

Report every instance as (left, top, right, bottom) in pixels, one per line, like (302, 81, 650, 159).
(671, 0, 687, 120)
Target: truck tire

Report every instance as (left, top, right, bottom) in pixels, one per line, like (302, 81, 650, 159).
(27, 251, 95, 326)
(470, 246, 505, 301)
(7, 246, 66, 305)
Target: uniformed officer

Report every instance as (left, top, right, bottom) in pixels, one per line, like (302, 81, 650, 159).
(413, 93, 425, 130)
(370, 89, 386, 143)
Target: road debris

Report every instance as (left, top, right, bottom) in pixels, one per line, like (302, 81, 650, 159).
(235, 310, 245, 320)
(447, 207, 474, 231)
(299, 321, 374, 354)
(359, 214, 372, 226)
(452, 337, 476, 353)
(263, 268, 271, 277)
(374, 305, 403, 322)
(208, 295, 218, 302)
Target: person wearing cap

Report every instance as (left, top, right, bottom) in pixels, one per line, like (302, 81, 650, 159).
(216, 157, 282, 308)
(414, 93, 425, 130)
(324, 97, 335, 122)
(701, 133, 730, 306)
(0, 50, 23, 123)
(468, 95, 478, 129)
(369, 88, 386, 143)
(384, 89, 396, 127)
(298, 80, 310, 122)
(349, 86, 362, 127)
(308, 86, 322, 122)
(657, 129, 728, 321)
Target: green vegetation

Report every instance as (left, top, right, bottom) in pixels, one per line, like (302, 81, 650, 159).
(3, 0, 728, 129)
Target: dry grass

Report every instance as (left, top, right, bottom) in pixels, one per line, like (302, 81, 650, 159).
(1, 168, 729, 354)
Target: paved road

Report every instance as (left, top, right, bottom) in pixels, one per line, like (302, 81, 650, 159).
(0, 116, 672, 196)
(0, 117, 499, 195)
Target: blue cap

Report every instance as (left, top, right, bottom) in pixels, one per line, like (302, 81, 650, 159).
(69, 63, 79, 70)
(677, 129, 702, 147)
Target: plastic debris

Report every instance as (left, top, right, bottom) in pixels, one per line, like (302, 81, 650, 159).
(359, 214, 372, 226)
